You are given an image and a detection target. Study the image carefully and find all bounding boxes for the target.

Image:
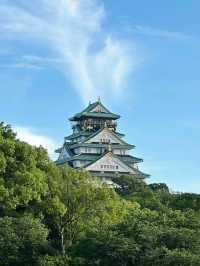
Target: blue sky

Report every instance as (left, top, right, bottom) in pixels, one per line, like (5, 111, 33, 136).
(0, 0, 200, 193)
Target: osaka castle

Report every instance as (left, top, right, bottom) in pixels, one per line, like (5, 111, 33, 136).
(55, 99, 148, 180)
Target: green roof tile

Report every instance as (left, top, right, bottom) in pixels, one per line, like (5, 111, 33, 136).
(69, 142, 134, 150)
(65, 131, 92, 140)
(67, 153, 142, 163)
(69, 101, 120, 121)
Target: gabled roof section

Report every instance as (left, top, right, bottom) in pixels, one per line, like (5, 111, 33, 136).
(69, 100, 120, 121)
(84, 151, 149, 178)
(83, 127, 133, 146)
(85, 151, 137, 174)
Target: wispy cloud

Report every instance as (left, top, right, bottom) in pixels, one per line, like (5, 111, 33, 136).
(0, 55, 65, 70)
(14, 126, 58, 159)
(130, 25, 191, 40)
(0, 0, 139, 103)
(0, 62, 43, 70)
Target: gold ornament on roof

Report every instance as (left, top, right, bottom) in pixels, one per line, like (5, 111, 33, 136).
(108, 142, 112, 153)
(87, 125, 93, 131)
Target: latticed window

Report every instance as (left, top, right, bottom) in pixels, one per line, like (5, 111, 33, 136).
(100, 165, 119, 170)
(85, 148, 91, 153)
(100, 138, 110, 143)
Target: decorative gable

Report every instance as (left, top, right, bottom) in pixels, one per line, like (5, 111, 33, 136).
(85, 152, 135, 173)
(90, 103, 108, 113)
(85, 128, 124, 144)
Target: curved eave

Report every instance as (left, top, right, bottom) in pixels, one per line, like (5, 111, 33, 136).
(65, 131, 91, 140)
(67, 154, 142, 163)
(122, 160, 149, 178)
(136, 171, 150, 179)
(69, 143, 135, 150)
(115, 132, 125, 137)
(55, 159, 69, 165)
(69, 114, 120, 121)
(67, 154, 100, 162)
(55, 148, 62, 153)
(122, 156, 143, 164)
(89, 171, 132, 177)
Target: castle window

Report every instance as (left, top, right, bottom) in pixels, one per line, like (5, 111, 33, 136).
(101, 138, 110, 143)
(85, 148, 91, 153)
(100, 164, 117, 170)
(120, 150, 125, 155)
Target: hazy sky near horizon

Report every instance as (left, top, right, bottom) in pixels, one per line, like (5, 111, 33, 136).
(0, 0, 200, 193)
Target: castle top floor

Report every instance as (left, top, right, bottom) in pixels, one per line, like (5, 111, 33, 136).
(69, 99, 120, 133)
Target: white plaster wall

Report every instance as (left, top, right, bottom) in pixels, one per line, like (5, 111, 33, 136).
(74, 147, 103, 154)
(113, 149, 129, 155)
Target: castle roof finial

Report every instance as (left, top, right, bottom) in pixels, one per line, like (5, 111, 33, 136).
(98, 96, 101, 103)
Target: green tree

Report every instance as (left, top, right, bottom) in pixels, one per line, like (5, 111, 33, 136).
(0, 215, 49, 266)
(42, 166, 132, 255)
(38, 255, 71, 266)
(74, 206, 200, 266)
(0, 122, 49, 211)
(149, 183, 169, 193)
(113, 175, 164, 211)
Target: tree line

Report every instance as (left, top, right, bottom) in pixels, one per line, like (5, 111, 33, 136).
(0, 122, 200, 266)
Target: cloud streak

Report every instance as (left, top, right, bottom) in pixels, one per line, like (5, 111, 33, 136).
(130, 25, 191, 40)
(0, 0, 138, 103)
(0, 55, 65, 70)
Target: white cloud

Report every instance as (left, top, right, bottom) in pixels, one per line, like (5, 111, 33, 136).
(14, 126, 58, 159)
(0, 55, 65, 70)
(0, 0, 139, 103)
(131, 25, 191, 40)
(0, 62, 43, 70)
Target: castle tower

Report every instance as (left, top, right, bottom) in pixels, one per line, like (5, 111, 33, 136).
(55, 99, 148, 180)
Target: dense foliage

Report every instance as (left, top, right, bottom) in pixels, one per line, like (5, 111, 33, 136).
(0, 122, 200, 265)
